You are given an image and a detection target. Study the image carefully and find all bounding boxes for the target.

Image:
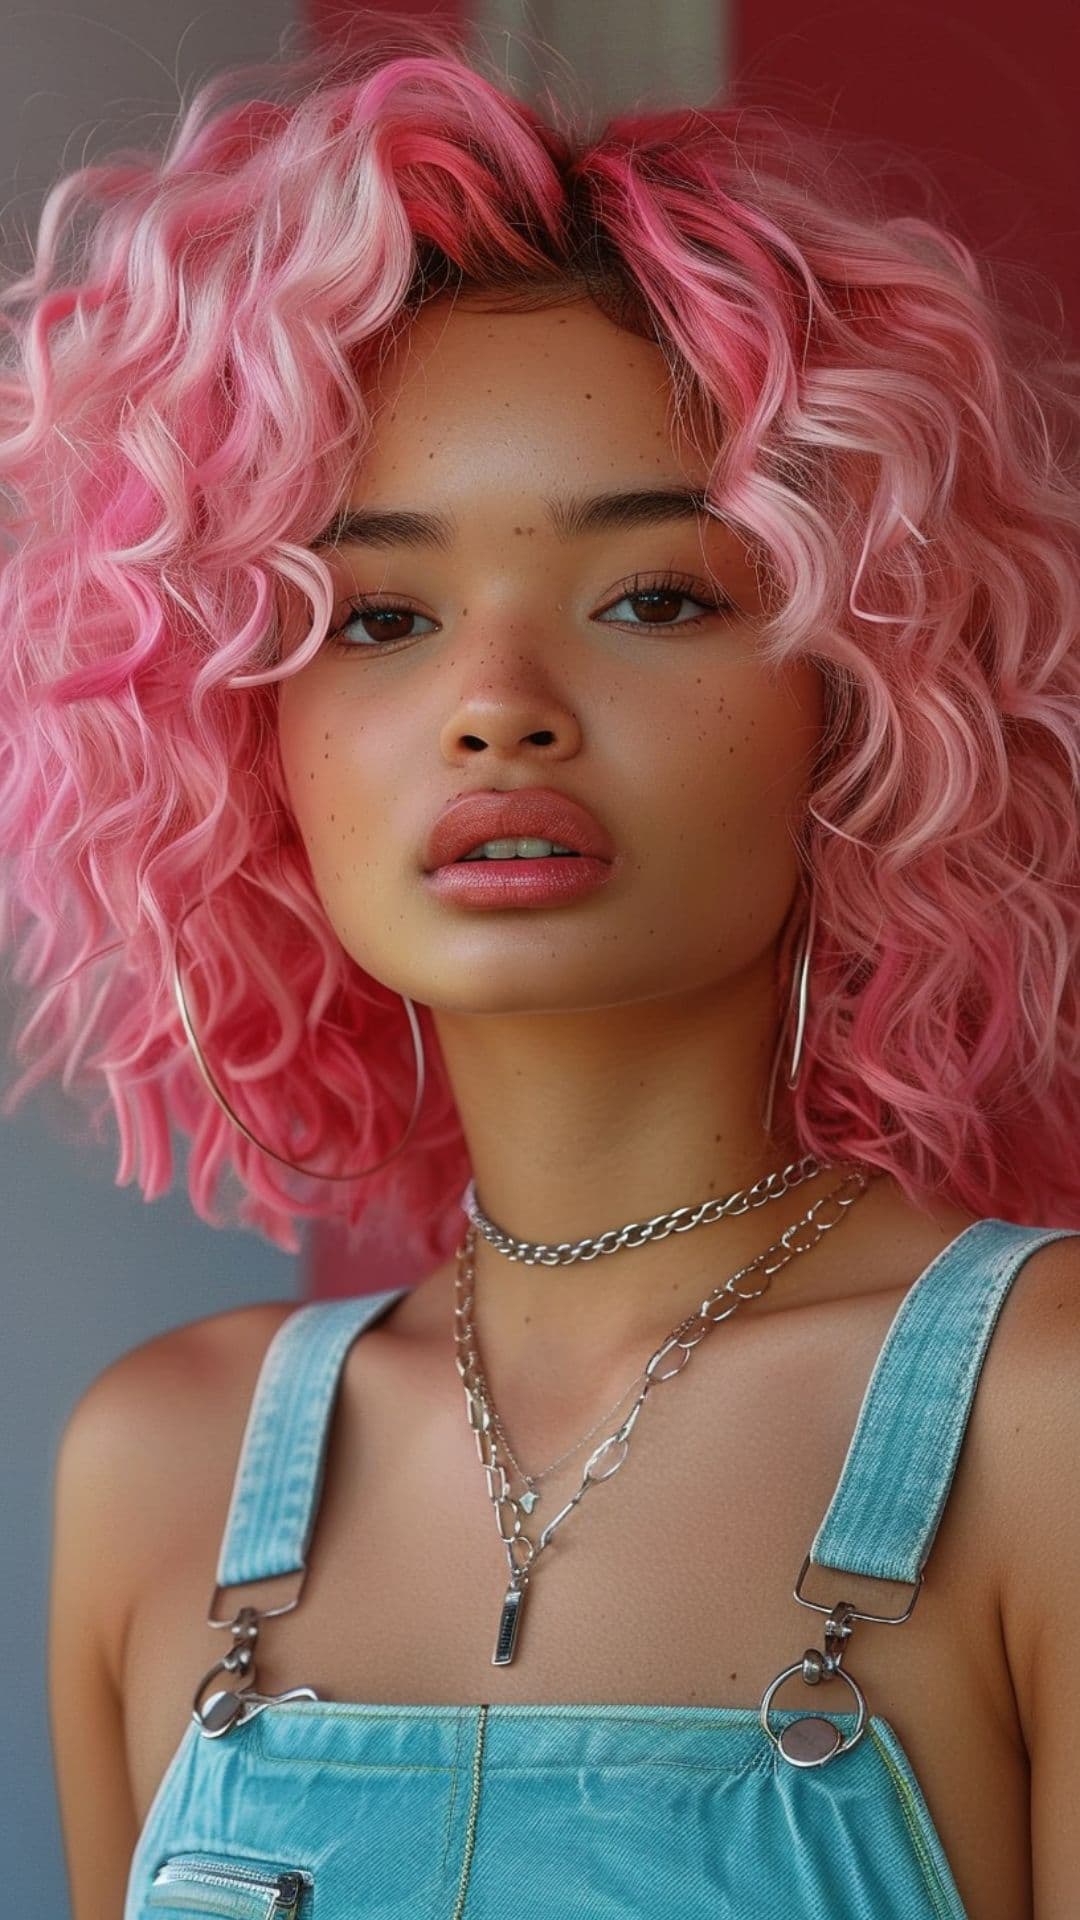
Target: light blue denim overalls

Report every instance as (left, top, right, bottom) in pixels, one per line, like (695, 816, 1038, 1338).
(124, 1217, 1072, 1919)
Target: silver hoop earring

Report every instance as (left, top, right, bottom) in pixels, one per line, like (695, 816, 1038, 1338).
(762, 887, 815, 1135)
(170, 898, 426, 1181)
(785, 884, 815, 1090)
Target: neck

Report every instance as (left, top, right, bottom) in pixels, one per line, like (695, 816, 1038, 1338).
(430, 957, 841, 1384)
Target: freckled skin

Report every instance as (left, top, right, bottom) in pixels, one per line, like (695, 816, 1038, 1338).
(276, 294, 829, 1352)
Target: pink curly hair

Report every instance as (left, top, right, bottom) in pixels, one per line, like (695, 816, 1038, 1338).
(2, 15, 1080, 1266)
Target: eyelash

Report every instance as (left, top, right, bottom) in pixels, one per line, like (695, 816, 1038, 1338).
(324, 569, 737, 654)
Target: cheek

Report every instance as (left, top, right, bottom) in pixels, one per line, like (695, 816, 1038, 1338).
(276, 682, 365, 876)
(635, 659, 824, 865)
(276, 682, 328, 842)
(277, 682, 397, 913)
(729, 659, 825, 794)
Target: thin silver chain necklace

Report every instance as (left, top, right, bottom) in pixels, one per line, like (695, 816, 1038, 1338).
(459, 1152, 830, 1503)
(453, 1159, 874, 1665)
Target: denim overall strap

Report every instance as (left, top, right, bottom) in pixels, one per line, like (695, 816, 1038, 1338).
(808, 1218, 1075, 1586)
(216, 1288, 411, 1589)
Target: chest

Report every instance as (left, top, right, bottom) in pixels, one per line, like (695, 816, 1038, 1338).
(122, 1287, 1031, 1920)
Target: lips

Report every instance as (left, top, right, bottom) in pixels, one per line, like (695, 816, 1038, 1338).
(422, 787, 616, 872)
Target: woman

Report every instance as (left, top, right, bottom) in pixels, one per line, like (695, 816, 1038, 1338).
(4, 18, 1079, 1919)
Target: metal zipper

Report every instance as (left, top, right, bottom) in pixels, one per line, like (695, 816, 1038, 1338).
(150, 1854, 307, 1917)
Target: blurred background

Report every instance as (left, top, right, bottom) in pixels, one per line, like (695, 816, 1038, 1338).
(1, 0, 1076, 1907)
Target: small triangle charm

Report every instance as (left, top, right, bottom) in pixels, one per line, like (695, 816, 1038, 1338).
(520, 1487, 539, 1514)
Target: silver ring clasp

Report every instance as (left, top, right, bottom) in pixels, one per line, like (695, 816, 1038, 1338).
(759, 1556, 924, 1768)
(192, 1603, 261, 1737)
(192, 1586, 320, 1738)
(760, 1599, 868, 1767)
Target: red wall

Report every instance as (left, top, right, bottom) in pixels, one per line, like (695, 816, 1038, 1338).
(732, 0, 1079, 342)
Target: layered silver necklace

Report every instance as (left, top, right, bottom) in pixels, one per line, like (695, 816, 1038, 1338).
(453, 1154, 874, 1665)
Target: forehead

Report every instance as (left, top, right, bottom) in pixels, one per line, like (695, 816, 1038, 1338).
(361, 296, 696, 481)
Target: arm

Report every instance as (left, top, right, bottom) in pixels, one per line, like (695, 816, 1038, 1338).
(991, 1235, 1080, 1919)
(47, 1300, 297, 1917)
(48, 1371, 141, 1920)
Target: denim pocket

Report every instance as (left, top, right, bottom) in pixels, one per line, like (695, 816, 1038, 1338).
(146, 1851, 312, 1918)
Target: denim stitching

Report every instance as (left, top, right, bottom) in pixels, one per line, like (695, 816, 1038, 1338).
(449, 1705, 488, 1920)
(439, 1709, 465, 1880)
(246, 1701, 867, 1777)
(868, 1725, 967, 1920)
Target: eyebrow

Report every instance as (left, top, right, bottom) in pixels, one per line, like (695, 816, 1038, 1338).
(311, 485, 714, 552)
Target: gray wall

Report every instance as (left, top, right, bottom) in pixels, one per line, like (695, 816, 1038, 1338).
(0, 6, 299, 1914)
(471, 0, 725, 123)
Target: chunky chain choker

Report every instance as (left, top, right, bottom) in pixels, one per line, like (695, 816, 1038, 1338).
(459, 1151, 832, 1268)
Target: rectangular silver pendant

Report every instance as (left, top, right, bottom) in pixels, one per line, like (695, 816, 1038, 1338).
(492, 1584, 526, 1665)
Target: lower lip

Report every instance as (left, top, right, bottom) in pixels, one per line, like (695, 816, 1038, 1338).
(424, 856, 615, 908)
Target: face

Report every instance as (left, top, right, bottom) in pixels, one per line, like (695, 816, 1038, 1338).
(276, 296, 825, 1017)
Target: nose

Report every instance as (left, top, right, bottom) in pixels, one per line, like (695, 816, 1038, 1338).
(442, 699, 582, 762)
(437, 637, 584, 766)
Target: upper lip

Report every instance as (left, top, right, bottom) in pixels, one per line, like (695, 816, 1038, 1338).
(423, 787, 616, 871)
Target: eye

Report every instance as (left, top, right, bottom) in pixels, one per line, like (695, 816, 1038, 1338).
(325, 599, 437, 652)
(597, 570, 738, 630)
(322, 568, 737, 655)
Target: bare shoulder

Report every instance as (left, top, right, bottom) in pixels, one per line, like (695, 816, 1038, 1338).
(72, 1292, 299, 1408)
(977, 1227, 1080, 1457)
(57, 1296, 300, 1687)
(61, 1292, 299, 1470)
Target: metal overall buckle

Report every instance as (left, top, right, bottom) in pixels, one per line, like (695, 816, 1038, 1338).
(758, 1553, 923, 1768)
(191, 1571, 319, 1739)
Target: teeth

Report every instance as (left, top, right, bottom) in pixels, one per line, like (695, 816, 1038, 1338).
(460, 837, 580, 861)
